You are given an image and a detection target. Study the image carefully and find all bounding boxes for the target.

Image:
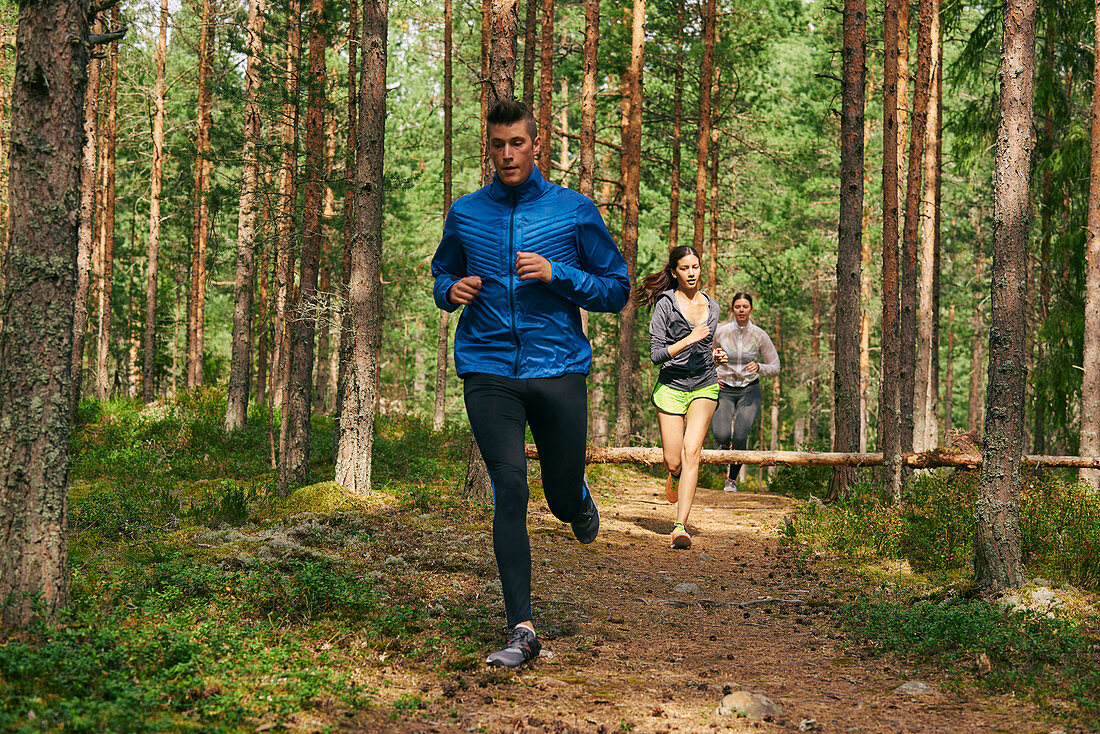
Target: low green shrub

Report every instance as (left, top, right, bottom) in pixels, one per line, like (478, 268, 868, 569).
(841, 599, 1100, 727)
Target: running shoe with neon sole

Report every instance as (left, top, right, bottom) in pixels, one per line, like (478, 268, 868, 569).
(485, 626, 541, 668)
(665, 473, 679, 504)
(670, 521, 692, 549)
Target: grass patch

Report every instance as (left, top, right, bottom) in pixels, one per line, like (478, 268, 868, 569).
(2, 393, 504, 732)
(840, 599, 1100, 728)
(783, 468, 1100, 728)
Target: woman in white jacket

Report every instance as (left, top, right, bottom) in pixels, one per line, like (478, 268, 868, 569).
(710, 293, 780, 491)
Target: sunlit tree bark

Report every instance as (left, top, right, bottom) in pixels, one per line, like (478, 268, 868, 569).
(691, 0, 716, 252)
(0, 0, 90, 630)
(829, 0, 866, 500)
(432, 0, 453, 431)
(612, 0, 645, 444)
(226, 0, 266, 430)
(975, 0, 1036, 591)
(186, 0, 214, 389)
(336, 0, 387, 493)
(94, 8, 119, 400)
(72, 20, 99, 416)
(1080, 0, 1100, 487)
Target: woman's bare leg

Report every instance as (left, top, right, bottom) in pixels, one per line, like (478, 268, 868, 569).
(657, 411, 685, 477)
(676, 398, 718, 525)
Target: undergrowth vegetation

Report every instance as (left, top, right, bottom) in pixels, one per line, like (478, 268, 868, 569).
(772, 464, 1100, 728)
(1, 391, 501, 733)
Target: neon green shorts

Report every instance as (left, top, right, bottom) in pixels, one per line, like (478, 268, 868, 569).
(652, 381, 719, 415)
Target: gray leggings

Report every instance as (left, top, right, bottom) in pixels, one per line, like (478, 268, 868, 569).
(710, 381, 762, 479)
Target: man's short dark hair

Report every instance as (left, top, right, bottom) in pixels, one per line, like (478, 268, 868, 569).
(487, 99, 538, 141)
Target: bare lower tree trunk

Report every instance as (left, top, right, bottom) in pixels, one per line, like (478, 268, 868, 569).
(187, 0, 214, 389)
(975, 0, 1036, 591)
(279, 0, 327, 493)
(522, 0, 536, 108)
(226, 0, 266, 431)
(72, 27, 99, 416)
(968, 215, 985, 434)
(274, 0, 302, 410)
(900, 0, 934, 455)
(706, 118, 719, 297)
(537, 0, 552, 176)
(558, 76, 569, 186)
(810, 271, 821, 440)
(1080, 0, 1100, 488)
(578, 0, 598, 201)
(692, 0, 716, 252)
(944, 304, 954, 434)
(142, 0, 169, 403)
(914, 0, 941, 451)
(314, 100, 338, 411)
(335, 0, 358, 447)
(0, 0, 90, 630)
(336, 0, 387, 493)
(611, 0, 644, 445)
(492, 0, 520, 105)
(432, 0, 453, 432)
(95, 10, 118, 400)
(669, 0, 683, 249)
(829, 0, 866, 500)
(880, 0, 903, 499)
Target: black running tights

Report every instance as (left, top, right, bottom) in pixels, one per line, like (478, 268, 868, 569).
(463, 372, 589, 628)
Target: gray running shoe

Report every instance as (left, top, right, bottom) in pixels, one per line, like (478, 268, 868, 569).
(485, 626, 541, 668)
(723, 477, 738, 492)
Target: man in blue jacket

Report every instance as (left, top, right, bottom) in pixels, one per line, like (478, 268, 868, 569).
(432, 99, 630, 668)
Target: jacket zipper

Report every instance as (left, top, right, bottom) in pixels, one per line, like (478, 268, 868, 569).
(508, 191, 520, 377)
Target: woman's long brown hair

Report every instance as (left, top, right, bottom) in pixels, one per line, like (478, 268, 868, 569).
(634, 245, 700, 308)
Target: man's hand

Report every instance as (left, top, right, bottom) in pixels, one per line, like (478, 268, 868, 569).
(449, 276, 483, 305)
(516, 251, 552, 283)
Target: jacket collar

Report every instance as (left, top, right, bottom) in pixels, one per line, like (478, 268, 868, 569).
(488, 165, 550, 203)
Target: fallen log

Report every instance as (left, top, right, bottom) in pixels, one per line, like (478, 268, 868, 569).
(522, 444, 1100, 469)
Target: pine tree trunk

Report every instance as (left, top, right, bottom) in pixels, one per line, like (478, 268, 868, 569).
(769, 320, 781, 481)
(490, 0, 519, 106)
(274, 0, 302, 411)
(314, 93, 338, 412)
(432, 0, 453, 432)
(72, 26, 98, 416)
(914, 0, 941, 451)
(975, 0, 1036, 591)
(900, 0, 934, 455)
(336, 0, 387, 494)
(706, 119, 719, 297)
(578, 0, 598, 201)
(880, 0, 903, 499)
(256, 234, 270, 404)
(558, 76, 569, 186)
(279, 0, 327, 493)
(187, 0, 214, 389)
(829, 0, 866, 500)
(612, 0, 645, 445)
(692, 0, 716, 252)
(968, 215, 985, 434)
(1080, 0, 1100, 488)
(810, 271, 821, 440)
(522, 0, 537, 108)
(669, 0, 683, 250)
(859, 103, 872, 452)
(142, 0, 169, 403)
(537, 0, 553, 177)
(335, 0, 358, 448)
(95, 10, 119, 400)
(0, 0, 90, 630)
(944, 304, 954, 434)
(226, 0, 266, 430)
(479, 0, 491, 184)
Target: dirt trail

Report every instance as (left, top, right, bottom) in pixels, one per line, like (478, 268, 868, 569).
(357, 467, 1051, 733)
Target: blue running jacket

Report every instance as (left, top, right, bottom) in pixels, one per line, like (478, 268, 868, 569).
(432, 167, 630, 379)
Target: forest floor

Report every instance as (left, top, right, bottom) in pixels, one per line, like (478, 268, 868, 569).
(331, 465, 1060, 734)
